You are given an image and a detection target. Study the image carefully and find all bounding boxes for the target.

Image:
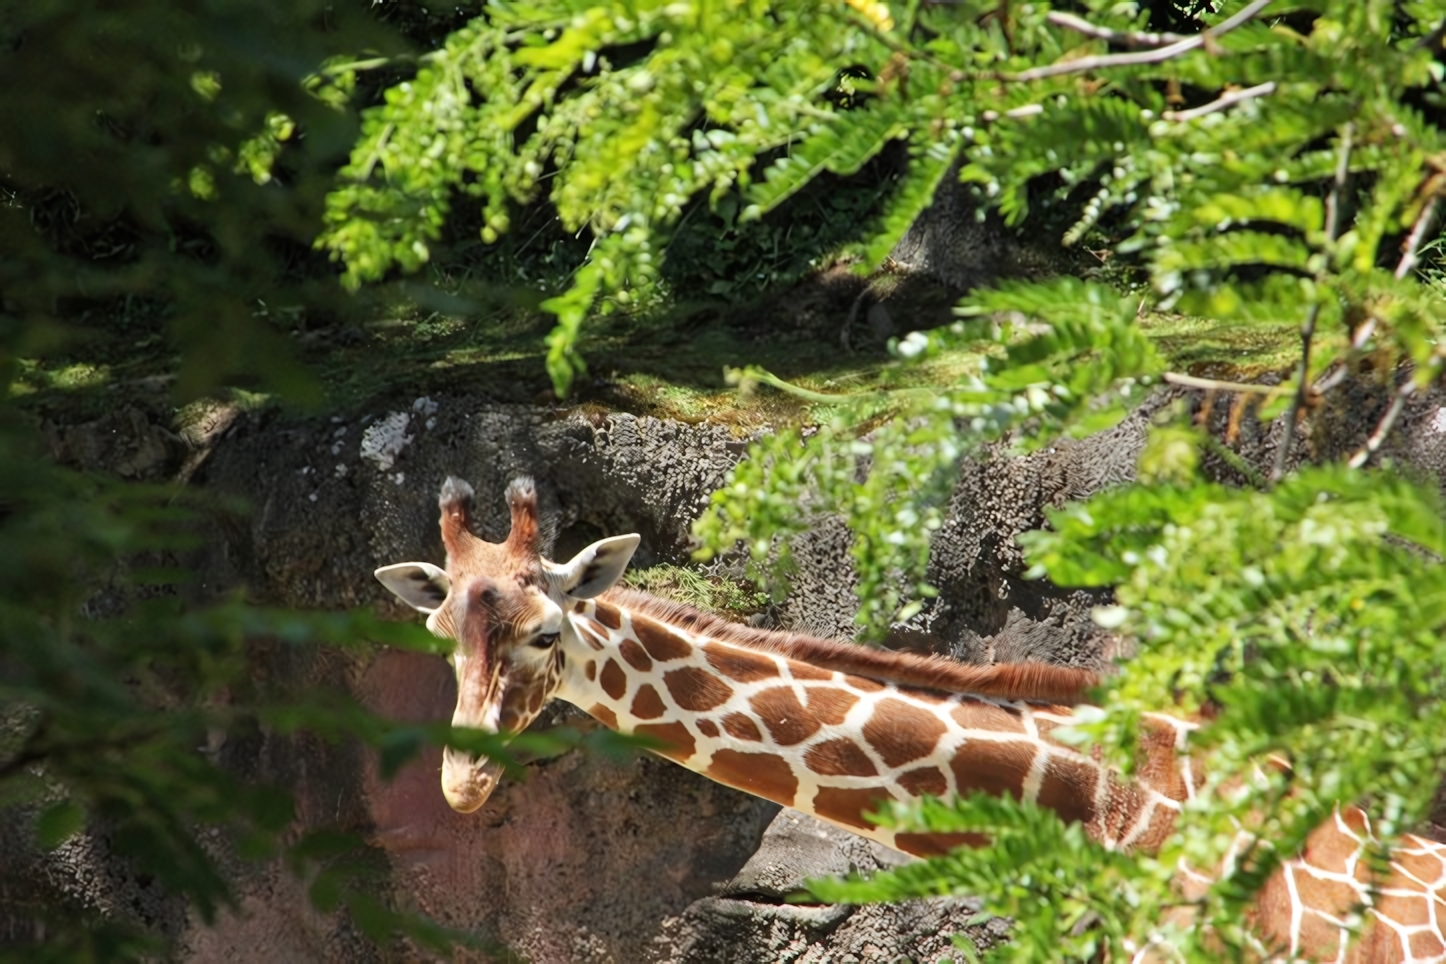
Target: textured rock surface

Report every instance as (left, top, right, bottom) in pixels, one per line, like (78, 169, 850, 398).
(13, 372, 1446, 962)
(652, 809, 1009, 963)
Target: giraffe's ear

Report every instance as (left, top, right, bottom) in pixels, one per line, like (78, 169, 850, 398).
(375, 562, 451, 612)
(544, 534, 640, 599)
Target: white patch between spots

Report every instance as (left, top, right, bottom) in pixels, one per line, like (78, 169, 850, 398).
(1021, 748, 1049, 804)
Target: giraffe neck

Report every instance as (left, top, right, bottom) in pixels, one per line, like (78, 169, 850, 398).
(554, 595, 1186, 856)
(553, 593, 1446, 961)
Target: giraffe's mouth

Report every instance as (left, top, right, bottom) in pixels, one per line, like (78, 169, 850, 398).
(441, 746, 504, 813)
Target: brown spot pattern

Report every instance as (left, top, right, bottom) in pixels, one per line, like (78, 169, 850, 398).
(635, 721, 695, 762)
(862, 698, 946, 768)
(1392, 847, 1446, 886)
(950, 738, 1035, 803)
(599, 659, 627, 701)
(663, 666, 734, 712)
(806, 688, 858, 725)
(721, 713, 763, 742)
(573, 601, 586, 613)
(750, 686, 819, 745)
(695, 719, 719, 738)
(1301, 815, 1369, 880)
(634, 619, 694, 662)
(498, 684, 532, 732)
(1135, 718, 1189, 801)
(804, 738, 878, 777)
(578, 622, 606, 651)
(895, 832, 988, 857)
(1291, 868, 1360, 934)
(1338, 805, 1369, 837)
(584, 660, 596, 681)
(589, 703, 619, 729)
(812, 785, 897, 831)
(630, 684, 666, 720)
(1370, 896, 1428, 930)
(704, 645, 780, 682)
(707, 749, 798, 806)
(846, 675, 884, 692)
(898, 766, 948, 797)
(949, 700, 1026, 734)
(593, 604, 622, 630)
(1034, 754, 1099, 826)
(1128, 801, 1178, 854)
(618, 638, 652, 673)
(1410, 931, 1446, 959)
(789, 662, 833, 681)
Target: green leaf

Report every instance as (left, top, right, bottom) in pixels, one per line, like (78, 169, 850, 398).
(36, 800, 84, 850)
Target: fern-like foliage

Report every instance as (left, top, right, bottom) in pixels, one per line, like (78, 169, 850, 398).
(318, 0, 924, 391)
(814, 465, 1446, 961)
(321, 0, 1446, 389)
(319, 3, 1446, 955)
(694, 276, 1162, 633)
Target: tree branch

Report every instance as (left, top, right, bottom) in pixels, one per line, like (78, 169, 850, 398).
(1348, 379, 1419, 468)
(1163, 371, 1278, 395)
(1272, 121, 1353, 484)
(1394, 197, 1440, 280)
(1163, 82, 1276, 122)
(981, 104, 1044, 123)
(1005, 0, 1275, 83)
(1045, 11, 1186, 49)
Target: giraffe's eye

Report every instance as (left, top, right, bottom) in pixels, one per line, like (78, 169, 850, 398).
(530, 632, 560, 649)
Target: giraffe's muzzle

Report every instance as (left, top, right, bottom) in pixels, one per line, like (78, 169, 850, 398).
(441, 745, 504, 813)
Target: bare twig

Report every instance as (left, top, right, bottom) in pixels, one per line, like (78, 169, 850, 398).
(1348, 379, 1420, 468)
(1006, 0, 1275, 83)
(1163, 82, 1276, 122)
(1323, 123, 1353, 240)
(1351, 317, 1378, 350)
(1394, 197, 1440, 280)
(1272, 121, 1353, 483)
(1270, 304, 1321, 482)
(1046, 11, 1186, 48)
(1163, 371, 1279, 395)
(1312, 364, 1350, 395)
(981, 104, 1045, 123)
(1312, 318, 1380, 394)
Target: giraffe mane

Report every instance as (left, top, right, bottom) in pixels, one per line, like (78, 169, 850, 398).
(600, 587, 1101, 705)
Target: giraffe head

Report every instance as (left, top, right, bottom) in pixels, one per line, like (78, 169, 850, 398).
(375, 476, 640, 812)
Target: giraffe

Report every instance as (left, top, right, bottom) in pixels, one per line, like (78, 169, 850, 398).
(376, 476, 1446, 962)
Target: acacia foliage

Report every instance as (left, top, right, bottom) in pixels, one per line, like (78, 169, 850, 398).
(810, 466, 1446, 960)
(85, 0, 1446, 957)
(0, 1, 590, 957)
(317, 0, 1446, 956)
(320, 0, 1446, 392)
(695, 3, 1446, 959)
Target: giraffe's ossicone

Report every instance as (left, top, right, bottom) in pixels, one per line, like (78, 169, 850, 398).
(377, 476, 1446, 963)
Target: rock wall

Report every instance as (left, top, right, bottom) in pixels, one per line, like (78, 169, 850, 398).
(14, 370, 1446, 962)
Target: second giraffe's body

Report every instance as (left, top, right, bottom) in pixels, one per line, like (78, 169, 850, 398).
(376, 476, 1446, 963)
